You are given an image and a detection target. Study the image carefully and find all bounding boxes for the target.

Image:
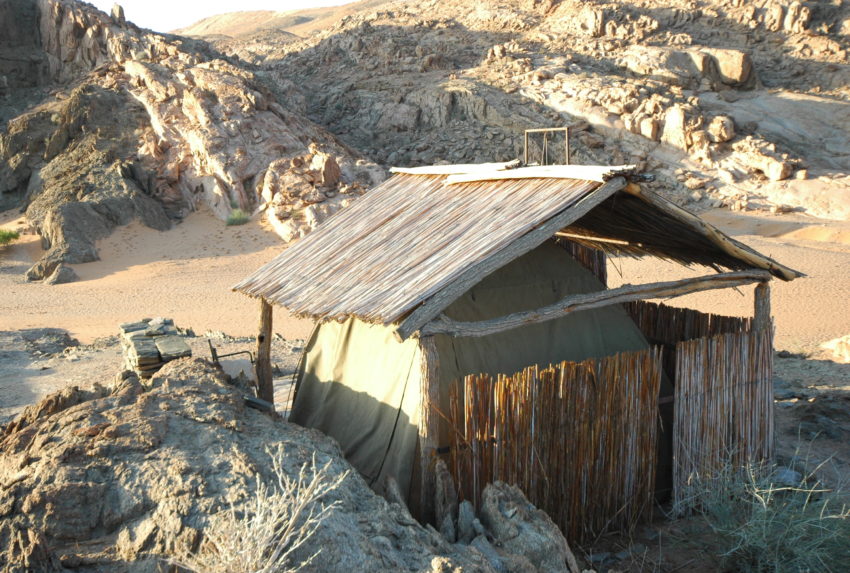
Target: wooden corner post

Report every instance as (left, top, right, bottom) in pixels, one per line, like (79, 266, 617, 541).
(418, 336, 441, 524)
(753, 281, 771, 332)
(256, 298, 274, 406)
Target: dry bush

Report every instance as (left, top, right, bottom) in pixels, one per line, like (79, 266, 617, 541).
(686, 460, 850, 572)
(0, 229, 19, 246)
(175, 446, 349, 573)
(226, 209, 250, 226)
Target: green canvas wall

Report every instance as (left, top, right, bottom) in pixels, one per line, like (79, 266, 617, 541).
(291, 240, 654, 501)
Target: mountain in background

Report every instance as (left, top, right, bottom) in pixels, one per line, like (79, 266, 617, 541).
(2, 0, 850, 288)
(173, 0, 390, 39)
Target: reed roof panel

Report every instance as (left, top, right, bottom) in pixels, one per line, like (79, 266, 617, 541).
(234, 174, 601, 323)
(235, 168, 802, 325)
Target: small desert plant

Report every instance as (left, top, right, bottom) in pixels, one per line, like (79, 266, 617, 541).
(175, 446, 349, 573)
(226, 208, 250, 226)
(0, 229, 19, 246)
(687, 461, 850, 572)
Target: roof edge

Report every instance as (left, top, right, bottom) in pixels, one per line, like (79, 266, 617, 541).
(393, 176, 627, 341)
(619, 183, 804, 281)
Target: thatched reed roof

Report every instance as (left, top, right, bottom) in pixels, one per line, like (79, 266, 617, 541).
(234, 166, 801, 326)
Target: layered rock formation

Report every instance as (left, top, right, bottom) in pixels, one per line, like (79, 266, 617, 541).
(0, 0, 384, 280)
(0, 358, 570, 572)
(207, 0, 850, 220)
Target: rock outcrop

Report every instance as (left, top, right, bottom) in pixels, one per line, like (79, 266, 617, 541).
(0, 0, 384, 280)
(4, 0, 850, 277)
(119, 318, 192, 378)
(202, 0, 850, 220)
(0, 358, 572, 572)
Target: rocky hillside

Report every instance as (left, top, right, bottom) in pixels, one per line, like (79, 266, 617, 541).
(207, 0, 850, 220)
(0, 0, 384, 282)
(0, 358, 574, 572)
(173, 0, 389, 39)
(3, 0, 850, 281)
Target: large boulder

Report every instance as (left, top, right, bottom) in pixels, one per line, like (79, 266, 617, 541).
(619, 45, 757, 90)
(478, 482, 576, 573)
(0, 359, 493, 572)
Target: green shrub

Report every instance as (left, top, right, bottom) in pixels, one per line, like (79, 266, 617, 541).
(0, 229, 19, 246)
(691, 462, 850, 572)
(226, 208, 250, 226)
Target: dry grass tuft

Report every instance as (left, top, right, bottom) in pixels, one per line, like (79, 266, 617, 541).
(686, 460, 850, 572)
(175, 446, 349, 573)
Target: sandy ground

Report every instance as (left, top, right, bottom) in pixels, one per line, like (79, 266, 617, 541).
(2, 205, 848, 354)
(0, 207, 314, 344)
(609, 209, 850, 355)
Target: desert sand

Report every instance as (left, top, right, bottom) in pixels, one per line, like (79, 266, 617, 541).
(3, 206, 849, 356)
(0, 207, 314, 344)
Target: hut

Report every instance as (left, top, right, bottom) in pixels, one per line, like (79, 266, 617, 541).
(233, 162, 801, 535)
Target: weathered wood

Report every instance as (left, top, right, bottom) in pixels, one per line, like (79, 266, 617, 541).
(753, 281, 771, 332)
(445, 164, 635, 185)
(255, 298, 274, 407)
(418, 336, 441, 524)
(555, 231, 633, 246)
(394, 177, 628, 340)
(621, 184, 802, 281)
(390, 160, 520, 175)
(420, 270, 772, 338)
(524, 130, 529, 164)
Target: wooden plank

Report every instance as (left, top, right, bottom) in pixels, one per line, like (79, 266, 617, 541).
(621, 184, 803, 281)
(394, 176, 628, 340)
(420, 270, 772, 338)
(255, 298, 274, 406)
(390, 160, 520, 175)
(445, 165, 635, 185)
(418, 336, 441, 524)
(753, 281, 771, 332)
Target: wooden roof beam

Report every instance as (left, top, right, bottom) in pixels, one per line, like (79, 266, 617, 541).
(417, 269, 773, 339)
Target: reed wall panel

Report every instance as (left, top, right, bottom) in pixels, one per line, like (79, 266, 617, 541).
(625, 300, 751, 345)
(672, 326, 774, 513)
(448, 349, 662, 542)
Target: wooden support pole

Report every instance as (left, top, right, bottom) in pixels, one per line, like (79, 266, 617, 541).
(256, 298, 274, 407)
(419, 269, 772, 339)
(753, 281, 771, 332)
(418, 336, 441, 525)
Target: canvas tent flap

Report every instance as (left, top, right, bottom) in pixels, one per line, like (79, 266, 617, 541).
(431, 242, 653, 438)
(290, 241, 659, 503)
(290, 319, 422, 497)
